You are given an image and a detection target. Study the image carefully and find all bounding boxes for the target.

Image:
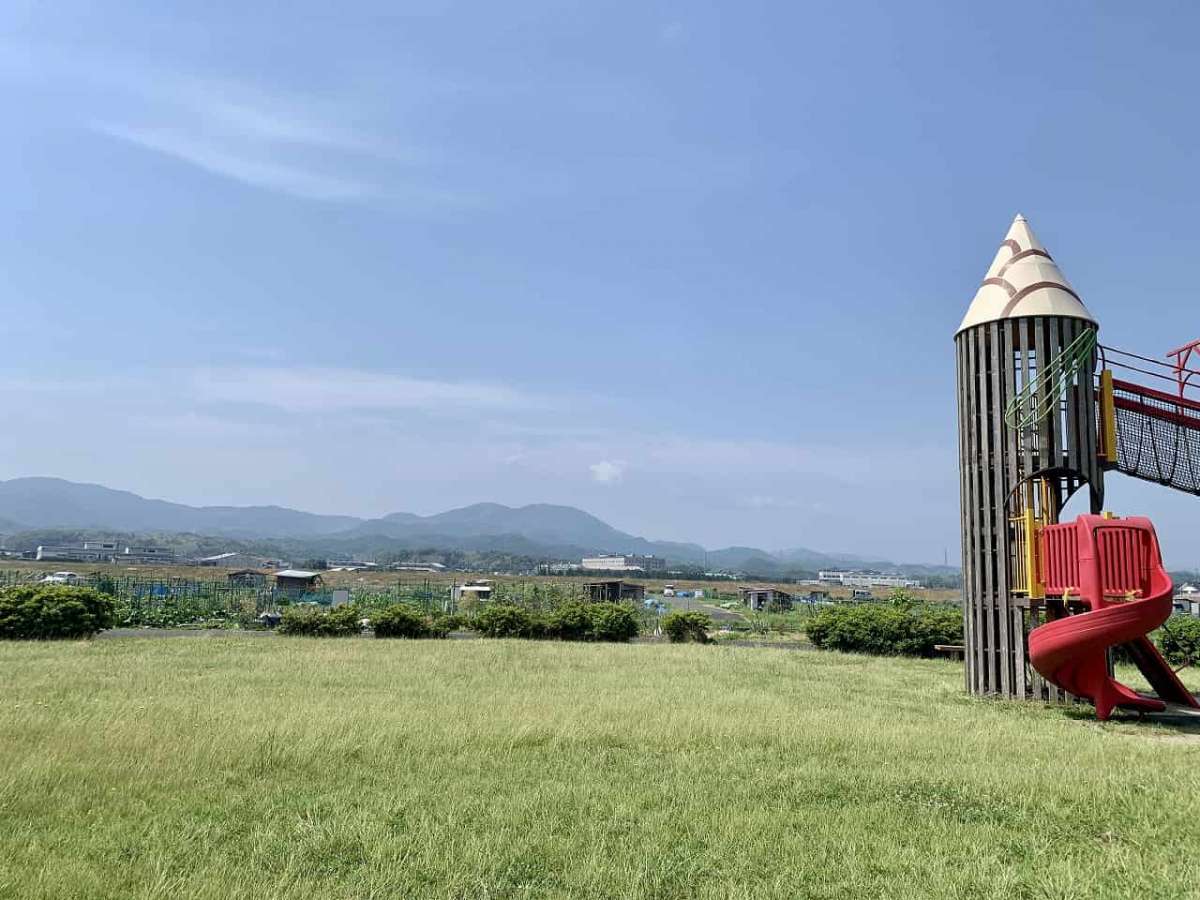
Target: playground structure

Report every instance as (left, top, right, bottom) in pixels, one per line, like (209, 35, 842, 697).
(955, 214, 1200, 719)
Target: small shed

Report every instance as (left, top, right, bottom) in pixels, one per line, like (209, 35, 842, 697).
(451, 580, 494, 605)
(228, 569, 268, 587)
(584, 580, 646, 603)
(274, 569, 324, 594)
(739, 586, 794, 612)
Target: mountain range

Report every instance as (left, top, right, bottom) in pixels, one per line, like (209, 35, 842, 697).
(0, 477, 954, 576)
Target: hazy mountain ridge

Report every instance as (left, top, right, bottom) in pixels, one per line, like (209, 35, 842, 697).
(0, 477, 952, 574)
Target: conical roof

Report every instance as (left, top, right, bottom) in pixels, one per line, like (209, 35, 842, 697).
(957, 214, 1096, 334)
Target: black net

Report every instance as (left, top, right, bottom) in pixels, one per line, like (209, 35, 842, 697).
(1112, 379, 1200, 495)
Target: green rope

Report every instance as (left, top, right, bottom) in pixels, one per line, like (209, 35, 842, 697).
(1004, 328, 1097, 431)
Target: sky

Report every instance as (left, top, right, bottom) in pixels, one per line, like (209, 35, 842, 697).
(2, 2, 1199, 565)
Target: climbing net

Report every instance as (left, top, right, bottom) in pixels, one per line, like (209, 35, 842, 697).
(1110, 378, 1200, 496)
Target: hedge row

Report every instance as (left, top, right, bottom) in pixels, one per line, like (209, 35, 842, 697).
(0, 585, 115, 640)
(276, 604, 460, 638)
(473, 602, 639, 642)
(806, 603, 962, 657)
(274, 601, 641, 642)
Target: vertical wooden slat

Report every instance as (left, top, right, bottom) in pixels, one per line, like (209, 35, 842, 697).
(1034, 319, 1049, 480)
(989, 320, 1011, 697)
(976, 325, 997, 693)
(1013, 605, 1027, 699)
(956, 339, 974, 693)
(1083, 328, 1103, 513)
(1048, 317, 1064, 505)
(969, 331, 987, 693)
(1018, 320, 1034, 478)
(1063, 318, 1081, 478)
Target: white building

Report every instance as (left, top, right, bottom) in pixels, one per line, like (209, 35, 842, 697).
(818, 570, 922, 589)
(580, 554, 667, 574)
(37, 543, 115, 563)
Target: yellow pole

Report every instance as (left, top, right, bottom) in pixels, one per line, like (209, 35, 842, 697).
(1099, 369, 1117, 461)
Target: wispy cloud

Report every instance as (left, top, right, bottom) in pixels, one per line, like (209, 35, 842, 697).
(95, 123, 372, 201)
(190, 367, 547, 413)
(0, 42, 454, 204)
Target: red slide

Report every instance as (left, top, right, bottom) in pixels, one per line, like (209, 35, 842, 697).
(1027, 514, 1199, 720)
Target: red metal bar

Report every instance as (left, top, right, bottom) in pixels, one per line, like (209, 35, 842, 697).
(1110, 378, 1200, 412)
(1168, 338, 1200, 399)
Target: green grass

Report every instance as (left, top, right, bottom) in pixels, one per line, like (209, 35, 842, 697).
(2, 639, 1200, 899)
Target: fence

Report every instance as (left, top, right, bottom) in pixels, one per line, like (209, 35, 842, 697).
(0, 571, 599, 627)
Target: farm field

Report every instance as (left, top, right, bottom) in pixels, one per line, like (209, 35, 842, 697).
(0, 560, 963, 604)
(4, 639, 1199, 900)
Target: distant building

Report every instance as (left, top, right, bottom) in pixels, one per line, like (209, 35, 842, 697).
(581, 554, 667, 574)
(583, 580, 646, 603)
(35, 540, 178, 564)
(740, 586, 794, 612)
(451, 580, 494, 604)
(36, 543, 115, 563)
(199, 551, 274, 569)
(327, 558, 378, 570)
(274, 570, 324, 594)
(118, 546, 178, 564)
(818, 571, 922, 589)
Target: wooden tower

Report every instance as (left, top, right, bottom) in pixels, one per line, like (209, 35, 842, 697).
(955, 215, 1103, 699)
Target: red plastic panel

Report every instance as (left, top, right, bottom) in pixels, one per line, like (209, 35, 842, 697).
(1039, 522, 1079, 595)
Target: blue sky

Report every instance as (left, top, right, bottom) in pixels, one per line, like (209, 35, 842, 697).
(2, 2, 1199, 564)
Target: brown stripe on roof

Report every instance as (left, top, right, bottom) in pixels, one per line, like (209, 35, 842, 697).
(997, 281, 1084, 318)
(997, 248, 1053, 277)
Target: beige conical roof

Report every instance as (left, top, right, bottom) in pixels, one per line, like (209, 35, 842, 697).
(957, 214, 1096, 334)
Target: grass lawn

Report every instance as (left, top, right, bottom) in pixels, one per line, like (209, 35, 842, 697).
(2, 639, 1199, 899)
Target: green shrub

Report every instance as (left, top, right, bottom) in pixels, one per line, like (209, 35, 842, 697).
(371, 604, 433, 639)
(277, 604, 362, 637)
(587, 603, 640, 642)
(662, 611, 713, 643)
(434, 613, 466, 632)
(1157, 615, 1200, 667)
(806, 603, 961, 657)
(0, 585, 116, 640)
(474, 604, 543, 638)
(547, 602, 593, 641)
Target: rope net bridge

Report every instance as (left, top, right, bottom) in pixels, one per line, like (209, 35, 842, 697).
(1101, 341, 1200, 496)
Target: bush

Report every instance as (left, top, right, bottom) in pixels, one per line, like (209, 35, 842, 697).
(588, 603, 640, 642)
(547, 602, 593, 641)
(474, 604, 544, 639)
(277, 604, 363, 637)
(662, 611, 713, 643)
(371, 604, 433, 639)
(1157, 615, 1200, 667)
(433, 613, 466, 632)
(0, 585, 116, 640)
(806, 603, 961, 657)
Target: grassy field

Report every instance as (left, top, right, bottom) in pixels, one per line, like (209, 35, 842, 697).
(3, 639, 1199, 899)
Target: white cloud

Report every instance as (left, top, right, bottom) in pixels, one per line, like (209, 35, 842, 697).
(190, 367, 546, 413)
(95, 123, 371, 201)
(589, 460, 627, 483)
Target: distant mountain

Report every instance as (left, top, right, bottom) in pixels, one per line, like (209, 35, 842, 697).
(0, 477, 361, 538)
(348, 502, 707, 562)
(0, 476, 952, 576)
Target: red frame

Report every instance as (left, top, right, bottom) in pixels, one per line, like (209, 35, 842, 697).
(1111, 377, 1200, 432)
